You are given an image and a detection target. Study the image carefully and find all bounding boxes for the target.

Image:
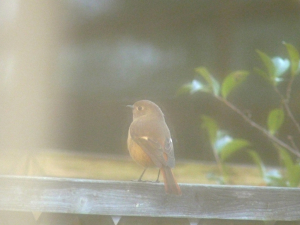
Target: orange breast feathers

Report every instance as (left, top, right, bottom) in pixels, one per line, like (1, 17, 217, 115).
(127, 130, 156, 168)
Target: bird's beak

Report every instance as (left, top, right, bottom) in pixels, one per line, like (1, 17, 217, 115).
(126, 105, 134, 109)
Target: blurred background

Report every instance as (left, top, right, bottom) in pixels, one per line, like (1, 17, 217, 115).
(0, 0, 300, 171)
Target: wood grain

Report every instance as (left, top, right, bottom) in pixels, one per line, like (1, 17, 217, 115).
(0, 176, 299, 221)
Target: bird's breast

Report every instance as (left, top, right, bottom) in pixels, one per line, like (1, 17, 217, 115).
(127, 132, 156, 168)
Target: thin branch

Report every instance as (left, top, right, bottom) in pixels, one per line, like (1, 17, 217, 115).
(285, 76, 294, 103)
(215, 96, 300, 158)
(284, 101, 300, 133)
(274, 86, 300, 135)
(287, 135, 300, 152)
(212, 147, 224, 175)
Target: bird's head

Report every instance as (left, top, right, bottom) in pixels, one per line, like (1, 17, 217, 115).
(127, 100, 164, 120)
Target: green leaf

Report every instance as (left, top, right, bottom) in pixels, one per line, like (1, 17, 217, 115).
(283, 42, 300, 76)
(267, 108, 284, 135)
(219, 139, 250, 161)
(278, 147, 294, 170)
(278, 147, 300, 187)
(221, 70, 249, 99)
(254, 67, 271, 83)
(247, 150, 266, 177)
(176, 84, 192, 96)
(201, 115, 219, 146)
(214, 131, 232, 153)
(264, 170, 287, 187)
(177, 79, 209, 96)
(289, 165, 300, 187)
(272, 57, 290, 79)
(256, 49, 276, 79)
(206, 172, 225, 184)
(247, 149, 288, 186)
(195, 67, 220, 96)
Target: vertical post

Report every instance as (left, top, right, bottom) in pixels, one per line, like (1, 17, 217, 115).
(0, 0, 64, 173)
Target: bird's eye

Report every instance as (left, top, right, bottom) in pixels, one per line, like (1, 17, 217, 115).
(137, 106, 143, 111)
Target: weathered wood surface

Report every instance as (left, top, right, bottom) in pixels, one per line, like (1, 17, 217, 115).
(0, 212, 275, 225)
(0, 176, 299, 221)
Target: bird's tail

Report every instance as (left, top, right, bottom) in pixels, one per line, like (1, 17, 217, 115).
(161, 167, 182, 195)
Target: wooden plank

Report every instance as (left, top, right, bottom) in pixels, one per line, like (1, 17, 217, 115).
(36, 212, 80, 225)
(0, 176, 299, 221)
(78, 214, 115, 225)
(118, 216, 190, 225)
(0, 211, 37, 225)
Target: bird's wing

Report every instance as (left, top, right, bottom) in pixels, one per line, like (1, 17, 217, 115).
(164, 137, 175, 168)
(130, 119, 170, 168)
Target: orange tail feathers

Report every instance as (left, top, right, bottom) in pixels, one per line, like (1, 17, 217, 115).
(160, 167, 182, 195)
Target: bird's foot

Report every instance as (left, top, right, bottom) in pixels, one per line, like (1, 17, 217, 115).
(131, 179, 158, 183)
(130, 179, 148, 182)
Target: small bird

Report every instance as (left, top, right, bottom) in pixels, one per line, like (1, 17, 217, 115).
(127, 100, 181, 195)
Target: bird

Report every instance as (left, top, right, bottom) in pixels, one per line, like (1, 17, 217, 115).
(127, 100, 181, 195)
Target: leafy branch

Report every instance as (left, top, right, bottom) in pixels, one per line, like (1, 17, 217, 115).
(178, 42, 300, 158)
(214, 95, 300, 158)
(178, 42, 300, 186)
(256, 42, 300, 134)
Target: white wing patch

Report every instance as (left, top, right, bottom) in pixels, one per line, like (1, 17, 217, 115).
(140, 136, 149, 140)
(165, 138, 173, 154)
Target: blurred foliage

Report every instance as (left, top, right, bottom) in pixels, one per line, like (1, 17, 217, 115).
(178, 42, 300, 187)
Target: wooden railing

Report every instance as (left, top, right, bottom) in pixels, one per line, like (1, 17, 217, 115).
(0, 175, 299, 224)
